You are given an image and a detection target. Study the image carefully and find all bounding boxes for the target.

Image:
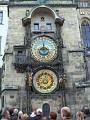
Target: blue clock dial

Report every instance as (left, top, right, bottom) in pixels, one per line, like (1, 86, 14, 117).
(39, 46, 49, 56)
(31, 36, 57, 62)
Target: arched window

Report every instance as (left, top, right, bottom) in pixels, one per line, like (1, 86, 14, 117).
(81, 20, 90, 48)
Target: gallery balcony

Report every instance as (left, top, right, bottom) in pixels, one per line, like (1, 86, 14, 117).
(13, 54, 63, 73)
(14, 55, 27, 65)
(13, 55, 30, 72)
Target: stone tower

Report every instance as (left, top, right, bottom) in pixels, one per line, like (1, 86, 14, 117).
(1, 0, 90, 112)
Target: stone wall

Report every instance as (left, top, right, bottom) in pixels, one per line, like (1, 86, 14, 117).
(2, 5, 87, 111)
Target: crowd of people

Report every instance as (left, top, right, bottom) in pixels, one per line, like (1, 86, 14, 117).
(0, 105, 90, 120)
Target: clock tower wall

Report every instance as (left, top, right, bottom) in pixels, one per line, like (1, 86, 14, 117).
(2, 5, 86, 111)
(60, 7, 85, 88)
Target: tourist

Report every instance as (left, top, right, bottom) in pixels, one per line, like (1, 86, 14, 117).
(76, 111, 85, 120)
(60, 106, 71, 120)
(1, 109, 10, 120)
(49, 112, 57, 120)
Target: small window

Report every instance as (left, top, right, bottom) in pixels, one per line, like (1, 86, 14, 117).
(2, 96, 4, 107)
(46, 23, 52, 30)
(10, 95, 14, 99)
(18, 51, 23, 54)
(56, 10, 59, 15)
(0, 12, 3, 24)
(34, 23, 39, 31)
(26, 10, 30, 16)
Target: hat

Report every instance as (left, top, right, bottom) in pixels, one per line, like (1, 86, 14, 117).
(36, 108, 42, 113)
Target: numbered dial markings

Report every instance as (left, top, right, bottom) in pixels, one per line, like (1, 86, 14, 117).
(31, 36, 57, 62)
(33, 69, 58, 93)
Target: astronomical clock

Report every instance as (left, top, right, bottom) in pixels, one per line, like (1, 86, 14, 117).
(21, 6, 64, 95)
(30, 36, 59, 93)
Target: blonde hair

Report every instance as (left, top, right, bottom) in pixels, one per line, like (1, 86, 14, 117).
(76, 111, 85, 120)
(22, 113, 28, 120)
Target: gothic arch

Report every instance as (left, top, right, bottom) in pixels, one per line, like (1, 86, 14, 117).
(81, 17, 90, 25)
(30, 5, 56, 19)
(81, 17, 90, 48)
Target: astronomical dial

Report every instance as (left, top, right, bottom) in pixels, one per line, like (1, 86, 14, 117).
(31, 36, 57, 62)
(33, 69, 58, 93)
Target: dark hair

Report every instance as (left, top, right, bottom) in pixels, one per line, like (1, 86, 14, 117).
(9, 108, 14, 116)
(81, 106, 90, 115)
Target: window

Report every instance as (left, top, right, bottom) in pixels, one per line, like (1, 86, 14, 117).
(0, 36, 1, 55)
(56, 10, 59, 15)
(34, 23, 39, 31)
(17, 50, 26, 56)
(0, 12, 3, 24)
(26, 10, 30, 16)
(18, 50, 23, 54)
(10, 95, 14, 99)
(2, 96, 4, 107)
(46, 23, 52, 30)
(80, 2, 88, 7)
(81, 20, 90, 48)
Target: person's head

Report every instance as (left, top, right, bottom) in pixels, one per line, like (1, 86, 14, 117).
(81, 106, 90, 116)
(76, 111, 84, 120)
(2, 109, 10, 119)
(49, 112, 57, 120)
(13, 108, 18, 115)
(36, 108, 42, 116)
(60, 106, 71, 120)
(9, 108, 14, 116)
(18, 111, 23, 119)
(22, 113, 28, 120)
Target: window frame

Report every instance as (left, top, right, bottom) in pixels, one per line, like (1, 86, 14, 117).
(34, 23, 39, 31)
(81, 20, 90, 48)
(46, 23, 52, 31)
(0, 36, 2, 55)
(0, 11, 3, 24)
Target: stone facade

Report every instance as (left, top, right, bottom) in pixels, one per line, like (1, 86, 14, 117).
(0, 4, 8, 110)
(1, 1, 90, 113)
(0, 5, 8, 67)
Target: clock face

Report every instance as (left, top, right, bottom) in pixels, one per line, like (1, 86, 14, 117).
(31, 36, 57, 62)
(33, 69, 58, 93)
